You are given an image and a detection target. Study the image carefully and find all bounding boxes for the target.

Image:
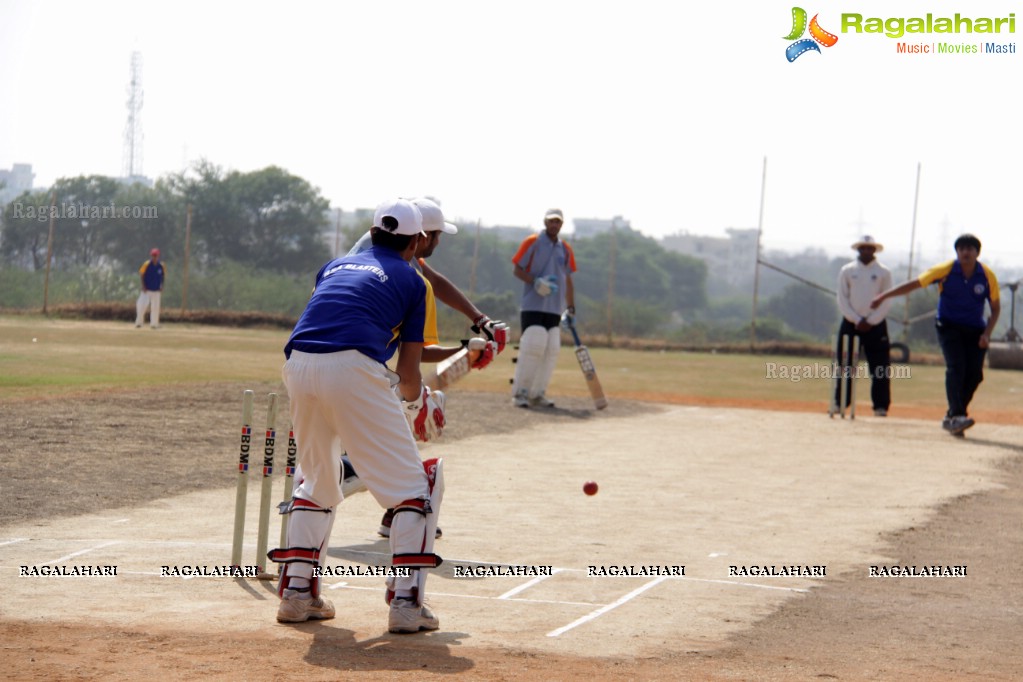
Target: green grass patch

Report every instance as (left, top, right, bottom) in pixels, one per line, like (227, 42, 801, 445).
(2, 316, 1020, 420)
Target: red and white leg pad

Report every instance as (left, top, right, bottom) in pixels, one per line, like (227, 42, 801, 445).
(387, 458, 444, 606)
(268, 497, 335, 599)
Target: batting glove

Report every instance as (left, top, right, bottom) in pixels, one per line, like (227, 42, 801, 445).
(472, 315, 509, 353)
(464, 337, 497, 370)
(403, 385, 446, 442)
(561, 308, 576, 330)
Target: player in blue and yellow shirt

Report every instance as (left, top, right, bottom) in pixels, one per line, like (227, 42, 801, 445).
(871, 234, 1001, 435)
(135, 248, 165, 328)
(271, 199, 447, 635)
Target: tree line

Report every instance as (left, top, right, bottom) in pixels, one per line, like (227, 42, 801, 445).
(4, 162, 979, 347)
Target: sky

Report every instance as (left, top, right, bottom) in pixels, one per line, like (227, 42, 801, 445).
(1, 0, 1020, 270)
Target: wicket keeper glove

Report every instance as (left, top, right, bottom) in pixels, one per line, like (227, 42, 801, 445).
(463, 337, 497, 370)
(533, 275, 558, 297)
(403, 385, 446, 442)
(472, 314, 508, 353)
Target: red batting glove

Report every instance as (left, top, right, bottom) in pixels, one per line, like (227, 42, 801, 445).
(467, 338, 496, 370)
(473, 315, 509, 354)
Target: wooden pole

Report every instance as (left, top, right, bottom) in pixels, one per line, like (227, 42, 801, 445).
(901, 162, 922, 342)
(42, 192, 57, 314)
(750, 156, 767, 348)
(180, 203, 192, 313)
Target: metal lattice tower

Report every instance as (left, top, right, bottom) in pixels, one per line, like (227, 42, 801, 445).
(122, 51, 144, 179)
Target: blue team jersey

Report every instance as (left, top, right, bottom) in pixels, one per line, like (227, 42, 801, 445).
(284, 247, 426, 364)
(139, 260, 165, 290)
(918, 259, 1000, 329)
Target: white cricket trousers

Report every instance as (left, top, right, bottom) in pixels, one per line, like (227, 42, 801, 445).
(135, 290, 161, 327)
(282, 350, 428, 510)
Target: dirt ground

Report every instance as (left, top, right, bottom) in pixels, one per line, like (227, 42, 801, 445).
(2, 385, 1022, 681)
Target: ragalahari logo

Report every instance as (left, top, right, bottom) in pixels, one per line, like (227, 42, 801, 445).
(784, 7, 839, 61)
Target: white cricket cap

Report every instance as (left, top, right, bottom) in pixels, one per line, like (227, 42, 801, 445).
(544, 208, 564, 222)
(412, 197, 458, 234)
(373, 198, 424, 236)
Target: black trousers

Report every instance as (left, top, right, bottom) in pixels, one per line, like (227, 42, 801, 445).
(521, 310, 562, 331)
(935, 320, 987, 418)
(834, 319, 891, 410)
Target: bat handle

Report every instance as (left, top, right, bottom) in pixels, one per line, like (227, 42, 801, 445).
(568, 323, 582, 347)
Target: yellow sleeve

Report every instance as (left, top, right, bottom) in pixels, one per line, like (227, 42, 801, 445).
(139, 262, 148, 276)
(419, 273, 439, 346)
(917, 260, 954, 288)
(983, 263, 999, 302)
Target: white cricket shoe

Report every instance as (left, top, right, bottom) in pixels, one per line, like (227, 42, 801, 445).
(513, 390, 530, 408)
(276, 595, 335, 623)
(388, 598, 439, 634)
(529, 393, 555, 408)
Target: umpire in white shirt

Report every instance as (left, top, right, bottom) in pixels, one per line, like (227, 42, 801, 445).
(835, 236, 893, 416)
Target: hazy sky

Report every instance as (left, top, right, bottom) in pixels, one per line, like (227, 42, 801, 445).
(2, 0, 1020, 268)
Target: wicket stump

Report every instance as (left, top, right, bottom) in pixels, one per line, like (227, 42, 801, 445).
(829, 333, 860, 420)
(231, 390, 293, 580)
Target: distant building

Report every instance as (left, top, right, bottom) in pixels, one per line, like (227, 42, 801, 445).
(0, 163, 35, 205)
(572, 215, 631, 238)
(661, 228, 759, 288)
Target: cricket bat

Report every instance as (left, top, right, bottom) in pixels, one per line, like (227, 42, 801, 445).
(424, 347, 481, 392)
(565, 318, 608, 410)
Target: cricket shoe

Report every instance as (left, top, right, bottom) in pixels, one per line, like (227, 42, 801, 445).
(377, 508, 442, 539)
(276, 595, 335, 623)
(388, 598, 440, 634)
(529, 393, 555, 408)
(874, 408, 888, 417)
(949, 415, 974, 435)
(513, 390, 530, 408)
(941, 417, 962, 437)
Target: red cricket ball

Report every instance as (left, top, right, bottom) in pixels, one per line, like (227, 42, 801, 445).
(583, 481, 598, 496)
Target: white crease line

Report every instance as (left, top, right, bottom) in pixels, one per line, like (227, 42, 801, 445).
(684, 577, 810, 593)
(498, 568, 562, 600)
(43, 541, 120, 565)
(323, 582, 597, 607)
(546, 576, 669, 637)
(0, 538, 28, 547)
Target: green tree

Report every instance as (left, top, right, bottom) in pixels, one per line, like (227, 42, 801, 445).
(166, 161, 331, 273)
(1, 176, 124, 270)
(1, 190, 53, 269)
(764, 283, 838, 340)
(103, 180, 185, 271)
